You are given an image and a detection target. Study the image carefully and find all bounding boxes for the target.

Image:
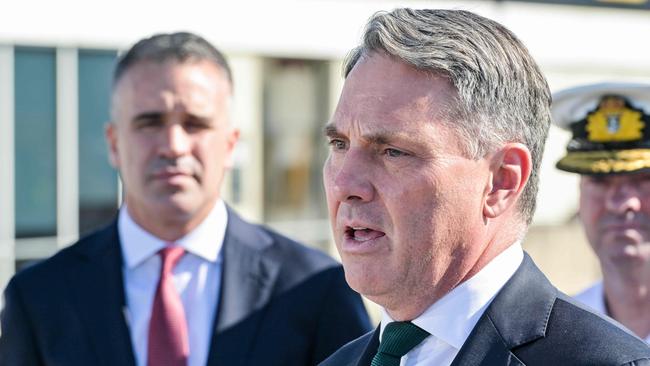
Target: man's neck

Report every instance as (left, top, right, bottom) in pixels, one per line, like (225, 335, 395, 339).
(126, 201, 216, 242)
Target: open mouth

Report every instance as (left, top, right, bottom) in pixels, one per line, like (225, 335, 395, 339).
(345, 226, 386, 242)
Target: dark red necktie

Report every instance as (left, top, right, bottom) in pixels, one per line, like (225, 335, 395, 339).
(147, 246, 189, 366)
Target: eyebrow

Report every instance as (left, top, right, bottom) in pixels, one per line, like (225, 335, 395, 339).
(131, 111, 213, 125)
(132, 112, 164, 123)
(323, 123, 417, 146)
(324, 124, 340, 138)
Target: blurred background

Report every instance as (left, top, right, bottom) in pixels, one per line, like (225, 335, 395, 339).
(2, 0, 650, 309)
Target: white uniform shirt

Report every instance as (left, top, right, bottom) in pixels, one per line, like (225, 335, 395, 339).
(379, 242, 524, 366)
(575, 281, 650, 343)
(119, 200, 227, 366)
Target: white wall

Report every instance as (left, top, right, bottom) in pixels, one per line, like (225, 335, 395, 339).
(3, 1, 650, 224)
(2, 1, 650, 65)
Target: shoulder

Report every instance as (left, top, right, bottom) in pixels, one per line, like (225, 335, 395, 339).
(554, 293, 648, 347)
(490, 255, 649, 363)
(253, 223, 345, 291)
(319, 330, 376, 366)
(261, 226, 338, 270)
(224, 208, 348, 300)
(226, 208, 339, 273)
(518, 293, 650, 364)
(6, 223, 117, 296)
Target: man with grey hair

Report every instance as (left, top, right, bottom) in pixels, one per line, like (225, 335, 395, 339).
(321, 8, 650, 366)
(0, 32, 370, 366)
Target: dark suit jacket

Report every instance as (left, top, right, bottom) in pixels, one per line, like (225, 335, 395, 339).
(320, 254, 650, 366)
(0, 208, 371, 366)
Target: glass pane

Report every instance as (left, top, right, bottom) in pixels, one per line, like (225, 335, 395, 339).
(14, 47, 57, 238)
(262, 59, 330, 223)
(78, 49, 119, 235)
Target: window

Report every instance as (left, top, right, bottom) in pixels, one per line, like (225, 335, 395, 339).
(263, 59, 330, 222)
(78, 50, 119, 235)
(14, 47, 57, 238)
(262, 59, 332, 249)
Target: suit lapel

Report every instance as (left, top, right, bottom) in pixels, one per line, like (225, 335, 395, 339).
(451, 254, 556, 366)
(355, 328, 380, 366)
(66, 222, 136, 366)
(207, 209, 282, 364)
(449, 317, 523, 366)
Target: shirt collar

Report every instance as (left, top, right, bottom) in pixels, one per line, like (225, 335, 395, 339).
(380, 242, 524, 350)
(589, 282, 607, 315)
(119, 200, 228, 269)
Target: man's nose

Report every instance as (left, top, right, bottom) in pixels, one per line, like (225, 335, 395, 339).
(328, 150, 374, 203)
(159, 124, 191, 158)
(605, 182, 642, 214)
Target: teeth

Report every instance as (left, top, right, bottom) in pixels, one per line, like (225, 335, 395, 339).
(351, 227, 368, 231)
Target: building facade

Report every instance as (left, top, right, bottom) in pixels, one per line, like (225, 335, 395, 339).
(2, 0, 650, 293)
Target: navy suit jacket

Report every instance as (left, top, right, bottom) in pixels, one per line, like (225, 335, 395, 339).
(0, 208, 371, 366)
(320, 254, 650, 366)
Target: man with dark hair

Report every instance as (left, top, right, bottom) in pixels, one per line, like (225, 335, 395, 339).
(553, 82, 650, 343)
(0, 32, 370, 366)
(320, 8, 649, 366)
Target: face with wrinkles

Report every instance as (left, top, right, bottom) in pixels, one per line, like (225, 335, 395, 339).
(106, 59, 239, 237)
(580, 173, 650, 272)
(323, 53, 492, 315)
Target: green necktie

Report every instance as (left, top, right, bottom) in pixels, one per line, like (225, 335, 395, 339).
(371, 321, 430, 366)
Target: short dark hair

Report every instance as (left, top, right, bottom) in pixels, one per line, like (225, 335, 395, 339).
(113, 31, 232, 87)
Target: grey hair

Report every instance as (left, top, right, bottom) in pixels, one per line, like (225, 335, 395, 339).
(344, 8, 551, 225)
(113, 31, 232, 88)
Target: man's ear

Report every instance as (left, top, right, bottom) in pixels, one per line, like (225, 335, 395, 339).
(224, 127, 240, 169)
(105, 122, 120, 168)
(483, 143, 532, 219)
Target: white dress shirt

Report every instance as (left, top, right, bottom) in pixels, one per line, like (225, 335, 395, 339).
(379, 242, 524, 366)
(119, 200, 227, 366)
(575, 281, 650, 343)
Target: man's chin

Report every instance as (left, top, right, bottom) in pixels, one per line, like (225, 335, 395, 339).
(152, 193, 204, 217)
(343, 266, 392, 299)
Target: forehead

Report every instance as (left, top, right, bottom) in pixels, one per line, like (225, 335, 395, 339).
(112, 59, 231, 115)
(582, 172, 650, 185)
(339, 53, 455, 117)
(333, 53, 456, 132)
